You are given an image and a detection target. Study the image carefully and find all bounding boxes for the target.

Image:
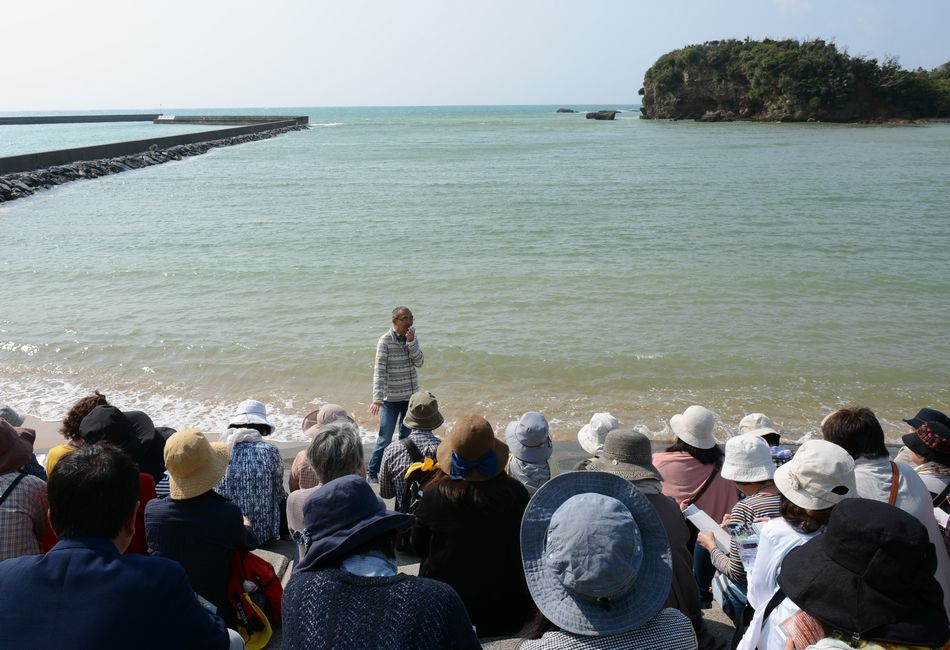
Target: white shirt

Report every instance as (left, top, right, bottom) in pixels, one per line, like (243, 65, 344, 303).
(736, 517, 820, 650)
(853, 456, 950, 616)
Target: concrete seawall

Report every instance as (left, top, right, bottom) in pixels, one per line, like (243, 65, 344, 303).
(0, 115, 309, 202)
(0, 114, 161, 125)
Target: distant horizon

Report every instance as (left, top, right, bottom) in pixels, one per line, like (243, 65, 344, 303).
(1, 103, 644, 114)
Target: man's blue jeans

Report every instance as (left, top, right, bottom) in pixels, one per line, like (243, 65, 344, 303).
(367, 400, 410, 478)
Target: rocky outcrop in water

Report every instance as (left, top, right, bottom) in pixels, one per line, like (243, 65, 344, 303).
(639, 39, 950, 122)
(0, 124, 307, 203)
(586, 110, 619, 120)
(556, 108, 576, 113)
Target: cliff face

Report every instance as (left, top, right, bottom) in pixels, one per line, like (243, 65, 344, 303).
(639, 39, 949, 122)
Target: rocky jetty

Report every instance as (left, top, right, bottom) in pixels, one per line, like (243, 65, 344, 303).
(586, 110, 619, 120)
(639, 39, 950, 122)
(0, 124, 307, 203)
(556, 108, 576, 113)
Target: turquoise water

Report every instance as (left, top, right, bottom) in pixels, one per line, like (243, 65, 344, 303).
(1, 106, 948, 442)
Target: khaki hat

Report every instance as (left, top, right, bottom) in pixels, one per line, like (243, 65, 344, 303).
(738, 412, 779, 439)
(670, 405, 719, 450)
(774, 439, 855, 510)
(163, 428, 230, 500)
(437, 414, 508, 482)
(403, 391, 444, 431)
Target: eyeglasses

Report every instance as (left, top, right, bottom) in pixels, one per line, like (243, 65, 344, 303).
(395, 315, 414, 323)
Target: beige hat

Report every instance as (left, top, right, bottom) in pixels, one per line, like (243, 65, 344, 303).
(774, 440, 855, 510)
(163, 428, 230, 500)
(721, 435, 775, 483)
(738, 412, 779, 439)
(670, 405, 719, 450)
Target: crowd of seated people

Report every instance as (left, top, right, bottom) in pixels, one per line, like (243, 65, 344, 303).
(1, 392, 949, 650)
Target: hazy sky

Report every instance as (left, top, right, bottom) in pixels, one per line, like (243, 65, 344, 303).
(4, 0, 948, 110)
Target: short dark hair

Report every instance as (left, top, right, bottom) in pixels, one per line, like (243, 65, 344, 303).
(779, 494, 825, 533)
(391, 306, 410, 319)
(821, 406, 887, 460)
(48, 444, 140, 540)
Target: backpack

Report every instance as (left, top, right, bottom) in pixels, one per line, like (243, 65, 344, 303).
(226, 550, 283, 650)
(396, 437, 440, 551)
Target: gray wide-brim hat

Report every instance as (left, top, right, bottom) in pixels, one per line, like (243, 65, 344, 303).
(506, 412, 553, 464)
(521, 471, 672, 636)
(588, 429, 662, 483)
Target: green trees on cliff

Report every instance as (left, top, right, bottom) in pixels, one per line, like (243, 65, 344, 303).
(640, 39, 950, 121)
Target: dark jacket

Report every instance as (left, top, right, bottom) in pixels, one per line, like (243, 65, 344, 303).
(410, 473, 533, 637)
(144, 490, 259, 618)
(646, 491, 704, 631)
(282, 568, 480, 650)
(0, 537, 229, 650)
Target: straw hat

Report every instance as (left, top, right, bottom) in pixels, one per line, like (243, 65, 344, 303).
(588, 429, 662, 483)
(577, 412, 620, 456)
(773, 439, 855, 510)
(436, 414, 508, 481)
(670, 405, 718, 450)
(505, 412, 553, 464)
(737, 412, 779, 439)
(163, 428, 230, 500)
(720, 435, 775, 483)
(520, 471, 672, 636)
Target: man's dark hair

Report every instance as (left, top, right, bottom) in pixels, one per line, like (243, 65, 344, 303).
(821, 406, 887, 460)
(48, 444, 140, 540)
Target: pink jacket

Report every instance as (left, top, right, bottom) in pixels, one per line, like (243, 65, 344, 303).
(653, 451, 739, 521)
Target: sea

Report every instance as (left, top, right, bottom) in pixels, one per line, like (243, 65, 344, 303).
(1, 106, 948, 444)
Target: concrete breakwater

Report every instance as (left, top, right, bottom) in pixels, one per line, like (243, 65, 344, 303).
(0, 122, 307, 203)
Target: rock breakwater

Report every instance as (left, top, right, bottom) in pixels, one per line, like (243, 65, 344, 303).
(0, 124, 307, 203)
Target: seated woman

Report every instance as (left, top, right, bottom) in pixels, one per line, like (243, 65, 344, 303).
(736, 439, 856, 650)
(777, 498, 948, 650)
(519, 471, 697, 649)
(281, 474, 479, 650)
(215, 400, 286, 544)
(145, 428, 259, 622)
(652, 405, 739, 606)
(410, 414, 534, 638)
(45, 390, 109, 476)
(901, 420, 950, 508)
(697, 435, 782, 631)
(290, 404, 349, 492)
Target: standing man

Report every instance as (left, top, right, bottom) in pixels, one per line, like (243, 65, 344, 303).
(368, 306, 424, 482)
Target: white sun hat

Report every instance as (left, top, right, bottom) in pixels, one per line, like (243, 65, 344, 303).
(721, 435, 775, 482)
(577, 412, 620, 456)
(670, 405, 718, 450)
(738, 412, 779, 439)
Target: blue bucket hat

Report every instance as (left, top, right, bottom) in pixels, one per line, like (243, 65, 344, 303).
(296, 475, 413, 573)
(520, 471, 672, 636)
(505, 412, 553, 464)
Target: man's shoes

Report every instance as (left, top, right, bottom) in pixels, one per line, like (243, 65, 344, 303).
(367, 475, 379, 485)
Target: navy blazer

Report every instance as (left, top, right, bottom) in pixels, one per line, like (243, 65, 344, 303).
(0, 537, 229, 650)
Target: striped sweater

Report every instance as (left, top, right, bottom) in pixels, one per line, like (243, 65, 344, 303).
(372, 329, 424, 403)
(710, 489, 783, 585)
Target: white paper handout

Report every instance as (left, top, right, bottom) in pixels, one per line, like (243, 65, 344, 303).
(682, 503, 731, 552)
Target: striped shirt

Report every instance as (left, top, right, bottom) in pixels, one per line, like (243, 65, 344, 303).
(372, 329, 424, 403)
(0, 471, 48, 561)
(710, 489, 783, 585)
(519, 608, 697, 650)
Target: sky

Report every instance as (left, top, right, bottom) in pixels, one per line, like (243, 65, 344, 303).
(3, 0, 949, 111)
